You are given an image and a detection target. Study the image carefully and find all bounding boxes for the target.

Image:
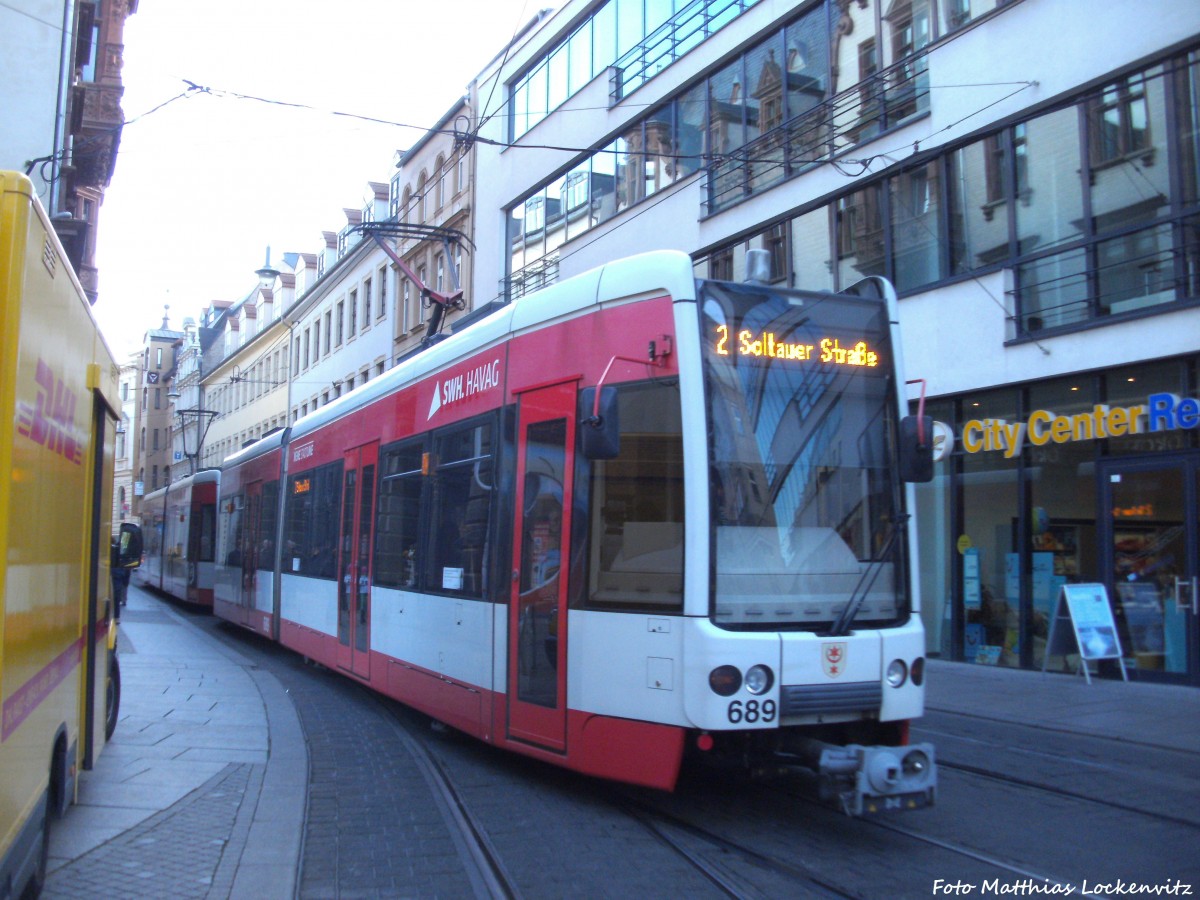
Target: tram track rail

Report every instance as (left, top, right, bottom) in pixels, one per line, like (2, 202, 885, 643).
(614, 791, 861, 900)
(935, 757, 1200, 831)
(375, 698, 524, 899)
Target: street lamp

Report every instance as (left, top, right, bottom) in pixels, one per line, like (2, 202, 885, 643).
(167, 387, 217, 474)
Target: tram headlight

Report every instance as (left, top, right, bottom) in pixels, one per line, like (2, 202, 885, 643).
(709, 665, 742, 696)
(744, 665, 774, 695)
(886, 659, 908, 687)
(902, 749, 931, 781)
(910, 656, 925, 686)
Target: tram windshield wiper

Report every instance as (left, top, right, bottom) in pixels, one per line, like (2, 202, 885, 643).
(826, 515, 906, 637)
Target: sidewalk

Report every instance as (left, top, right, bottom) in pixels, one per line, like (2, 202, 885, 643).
(925, 657, 1200, 753)
(44, 585, 307, 900)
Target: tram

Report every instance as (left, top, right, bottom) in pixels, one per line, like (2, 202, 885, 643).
(0, 172, 140, 897)
(214, 249, 937, 815)
(136, 469, 219, 608)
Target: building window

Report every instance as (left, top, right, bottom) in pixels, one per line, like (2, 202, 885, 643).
(1090, 74, 1151, 166)
(417, 267, 427, 324)
(336, 301, 345, 345)
(890, 161, 944, 292)
(349, 290, 358, 336)
(364, 278, 373, 324)
(313, 320, 321, 360)
(324, 310, 332, 354)
(836, 182, 885, 287)
(710, 247, 734, 281)
(378, 266, 387, 318)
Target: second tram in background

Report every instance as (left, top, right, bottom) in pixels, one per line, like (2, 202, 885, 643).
(136, 469, 219, 608)
(214, 249, 936, 816)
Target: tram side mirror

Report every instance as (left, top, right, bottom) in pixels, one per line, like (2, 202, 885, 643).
(580, 387, 620, 460)
(117, 522, 144, 569)
(899, 415, 934, 483)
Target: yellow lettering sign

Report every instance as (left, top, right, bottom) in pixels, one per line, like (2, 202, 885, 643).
(714, 326, 877, 367)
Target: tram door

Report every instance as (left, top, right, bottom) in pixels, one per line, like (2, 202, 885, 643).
(236, 482, 261, 628)
(508, 382, 576, 750)
(1099, 455, 1199, 684)
(337, 443, 378, 679)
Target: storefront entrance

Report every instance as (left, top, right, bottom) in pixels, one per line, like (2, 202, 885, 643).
(1098, 455, 1199, 684)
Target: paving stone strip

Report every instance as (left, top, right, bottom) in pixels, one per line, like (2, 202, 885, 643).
(44, 762, 262, 900)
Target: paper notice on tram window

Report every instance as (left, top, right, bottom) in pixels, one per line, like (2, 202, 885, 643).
(293, 557, 301, 572)
(443, 568, 464, 590)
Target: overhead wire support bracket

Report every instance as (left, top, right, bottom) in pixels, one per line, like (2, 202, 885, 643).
(351, 222, 473, 346)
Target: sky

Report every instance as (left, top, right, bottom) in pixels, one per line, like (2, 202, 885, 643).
(94, 0, 544, 358)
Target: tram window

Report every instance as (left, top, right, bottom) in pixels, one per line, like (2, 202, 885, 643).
(425, 420, 494, 598)
(374, 439, 427, 589)
(581, 381, 685, 612)
(285, 462, 342, 578)
(258, 481, 279, 571)
(219, 495, 243, 567)
(196, 505, 216, 563)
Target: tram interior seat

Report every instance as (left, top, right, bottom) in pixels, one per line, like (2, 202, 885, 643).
(714, 527, 897, 624)
(593, 521, 683, 608)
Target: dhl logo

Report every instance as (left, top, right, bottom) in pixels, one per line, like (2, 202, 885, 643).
(16, 359, 84, 465)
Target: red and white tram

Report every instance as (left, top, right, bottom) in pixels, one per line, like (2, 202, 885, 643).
(214, 250, 936, 814)
(136, 469, 219, 608)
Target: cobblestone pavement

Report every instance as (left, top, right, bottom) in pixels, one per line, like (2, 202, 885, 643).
(45, 763, 262, 899)
(247, 652, 479, 899)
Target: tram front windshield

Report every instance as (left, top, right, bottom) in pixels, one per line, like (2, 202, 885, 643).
(699, 280, 904, 630)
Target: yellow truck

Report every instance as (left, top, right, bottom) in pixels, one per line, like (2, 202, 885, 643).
(0, 171, 140, 898)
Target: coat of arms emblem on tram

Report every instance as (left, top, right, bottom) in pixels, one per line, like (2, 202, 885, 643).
(822, 642, 847, 677)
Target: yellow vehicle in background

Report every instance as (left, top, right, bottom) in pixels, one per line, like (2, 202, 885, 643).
(0, 172, 141, 898)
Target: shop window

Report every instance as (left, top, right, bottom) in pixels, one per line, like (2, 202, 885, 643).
(960, 389, 1020, 667)
(1104, 360, 1194, 455)
(1027, 378, 1099, 672)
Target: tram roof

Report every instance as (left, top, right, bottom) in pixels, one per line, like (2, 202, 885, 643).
(276, 249, 697, 444)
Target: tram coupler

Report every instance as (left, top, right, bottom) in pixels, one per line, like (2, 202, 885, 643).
(787, 738, 937, 816)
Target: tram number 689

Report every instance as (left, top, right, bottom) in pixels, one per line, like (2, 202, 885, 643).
(727, 699, 776, 724)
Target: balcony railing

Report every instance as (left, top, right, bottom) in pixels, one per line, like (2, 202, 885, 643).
(706, 48, 931, 214)
(1012, 219, 1197, 336)
(502, 254, 560, 303)
(609, 0, 760, 104)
